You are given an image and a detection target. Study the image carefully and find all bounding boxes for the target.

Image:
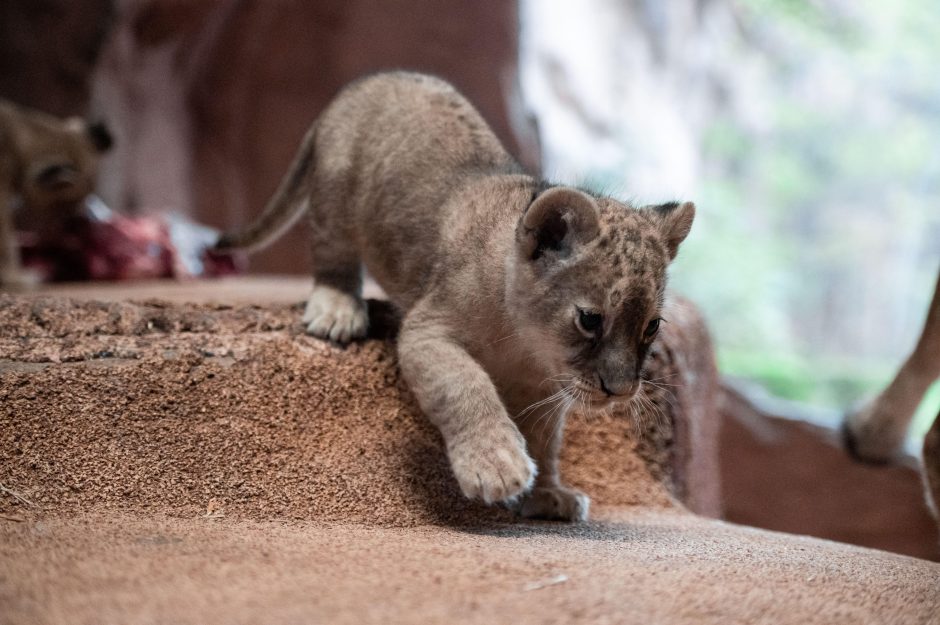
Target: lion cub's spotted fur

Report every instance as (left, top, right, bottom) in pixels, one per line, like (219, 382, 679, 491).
(216, 72, 695, 521)
(0, 99, 112, 289)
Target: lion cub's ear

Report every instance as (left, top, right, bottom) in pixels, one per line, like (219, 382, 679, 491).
(86, 121, 113, 153)
(65, 117, 114, 153)
(650, 201, 695, 260)
(518, 187, 600, 261)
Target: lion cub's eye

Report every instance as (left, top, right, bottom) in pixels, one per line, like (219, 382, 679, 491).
(576, 309, 603, 336)
(644, 318, 661, 339)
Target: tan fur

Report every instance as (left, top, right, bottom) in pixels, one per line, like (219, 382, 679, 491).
(842, 269, 940, 529)
(215, 72, 695, 520)
(0, 99, 112, 289)
(924, 413, 940, 522)
(843, 270, 940, 462)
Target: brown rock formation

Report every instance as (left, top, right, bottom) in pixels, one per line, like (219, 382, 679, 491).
(720, 384, 940, 561)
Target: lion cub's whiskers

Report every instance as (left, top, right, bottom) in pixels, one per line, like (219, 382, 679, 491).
(517, 384, 572, 417)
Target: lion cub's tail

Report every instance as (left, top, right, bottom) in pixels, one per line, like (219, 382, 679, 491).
(213, 125, 317, 254)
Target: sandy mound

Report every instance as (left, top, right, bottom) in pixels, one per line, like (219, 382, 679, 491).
(0, 293, 712, 526)
(1, 284, 937, 624)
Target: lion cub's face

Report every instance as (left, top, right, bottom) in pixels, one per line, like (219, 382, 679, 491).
(509, 187, 694, 410)
(21, 118, 113, 212)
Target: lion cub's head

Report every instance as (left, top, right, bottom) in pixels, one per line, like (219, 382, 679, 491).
(21, 116, 113, 212)
(508, 186, 694, 410)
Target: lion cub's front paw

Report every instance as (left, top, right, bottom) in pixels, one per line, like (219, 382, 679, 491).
(447, 424, 536, 504)
(520, 485, 590, 522)
(303, 284, 368, 344)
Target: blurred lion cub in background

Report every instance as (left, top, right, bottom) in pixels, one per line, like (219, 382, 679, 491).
(0, 99, 112, 290)
(215, 72, 695, 521)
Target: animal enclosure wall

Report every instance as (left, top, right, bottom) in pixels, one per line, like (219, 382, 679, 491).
(0, 0, 535, 275)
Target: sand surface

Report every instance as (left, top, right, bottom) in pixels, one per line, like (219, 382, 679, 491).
(1, 281, 938, 624)
(4, 510, 938, 625)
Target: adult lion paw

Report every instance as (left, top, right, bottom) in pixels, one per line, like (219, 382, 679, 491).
(447, 423, 536, 504)
(520, 485, 590, 522)
(842, 402, 907, 464)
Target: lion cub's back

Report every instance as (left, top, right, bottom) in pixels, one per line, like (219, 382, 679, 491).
(310, 72, 518, 306)
(315, 72, 512, 184)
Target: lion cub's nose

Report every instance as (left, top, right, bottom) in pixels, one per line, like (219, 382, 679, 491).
(598, 375, 638, 398)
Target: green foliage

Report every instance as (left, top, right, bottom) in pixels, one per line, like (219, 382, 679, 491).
(670, 1, 940, 443)
(719, 347, 940, 440)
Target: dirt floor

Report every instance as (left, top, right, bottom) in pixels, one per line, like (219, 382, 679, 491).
(1, 279, 939, 624)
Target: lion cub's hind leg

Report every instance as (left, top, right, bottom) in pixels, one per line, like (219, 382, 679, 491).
(303, 197, 368, 344)
(303, 283, 368, 344)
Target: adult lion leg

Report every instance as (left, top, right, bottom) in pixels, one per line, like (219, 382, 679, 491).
(923, 410, 940, 523)
(843, 269, 940, 462)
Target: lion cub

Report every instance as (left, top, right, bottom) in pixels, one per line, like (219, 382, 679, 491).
(216, 72, 695, 521)
(0, 99, 112, 289)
